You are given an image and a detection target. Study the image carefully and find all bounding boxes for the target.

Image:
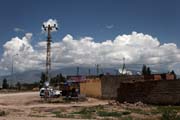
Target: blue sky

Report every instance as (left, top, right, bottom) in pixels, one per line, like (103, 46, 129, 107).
(0, 0, 179, 75)
(0, 0, 179, 47)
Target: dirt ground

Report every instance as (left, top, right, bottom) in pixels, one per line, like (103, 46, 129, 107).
(0, 92, 179, 120)
(0, 92, 108, 120)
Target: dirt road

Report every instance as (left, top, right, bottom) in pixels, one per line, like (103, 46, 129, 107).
(0, 92, 108, 120)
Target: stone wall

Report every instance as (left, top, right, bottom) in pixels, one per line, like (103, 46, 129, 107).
(101, 75, 144, 99)
(117, 80, 180, 105)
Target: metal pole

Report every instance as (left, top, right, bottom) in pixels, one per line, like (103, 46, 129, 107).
(88, 68, 91, 76)
(77, 66, 79, 76)
(96, 64, 99, 76)
(122, 57, 126, 74)
(11, 54, 18, 88)
(43, 24, 58, 83)
(11, 56, 14, 88)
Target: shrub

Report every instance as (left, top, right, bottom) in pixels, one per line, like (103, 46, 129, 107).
(161, 109, 179, 120)
(97, 111, 122, 117)
(0, 111, 6, 116)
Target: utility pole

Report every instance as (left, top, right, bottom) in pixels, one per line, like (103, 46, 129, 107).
(96, 64, 100, 76)
(114, 69, 118, 75)
(77, 66, 79, 76)
(122, 57, 126, 74)
(88, 68, 91, 76)
(11, 54, 18, 88)
(43, 24, 58, 82)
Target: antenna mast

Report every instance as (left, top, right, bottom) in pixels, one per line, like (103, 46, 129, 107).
(122, 57, 126, 74)
(43, 24, 58, 81)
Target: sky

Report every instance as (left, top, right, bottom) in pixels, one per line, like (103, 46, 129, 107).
(0, 0, 179, 75)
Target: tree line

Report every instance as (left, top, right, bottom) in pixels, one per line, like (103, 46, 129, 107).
(1, 78, 39, 90)
(39, 72, 66, 88)
(141, 64, 176, 77)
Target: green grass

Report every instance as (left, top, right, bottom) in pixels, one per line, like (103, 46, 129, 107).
(52, 111, 74, 118)
(29, 114, 46, 117)
(72, 105, 104, 114)
(122, 111, 131, 115)
(156, 106, 180, 120)
(121, 116, 133, 120)
(72, 105, 130, 119)
(126, 108, 150, 115)
(72, 107, 95, 115)
(157, 106, 180, 112)
(71, 105, 104, 119)
(148, 106, 180, 120)
(97, 111, 122, 117)
(0, 110, 6, 116)
(71, 107, 94, 119)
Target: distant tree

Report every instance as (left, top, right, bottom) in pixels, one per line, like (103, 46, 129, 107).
(147, 67, 151, 75)
(59, 73, 65, 83)
(170, 70, 175, 74)
(16, 82, 21, 90)
(21, 82, 39, 90)
(50, 73, 65, 88)
(142, 64, 147, 75)
(170, 70, 176, 79)
(142, 65, 152, 75)
(2, 78, 9, 89)
(50, 77, 57, 87)
(39, 72, 47, 89)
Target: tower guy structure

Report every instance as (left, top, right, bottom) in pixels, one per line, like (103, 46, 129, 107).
(43, 24, 58, 81)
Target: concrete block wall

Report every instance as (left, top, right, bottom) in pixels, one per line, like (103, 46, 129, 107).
(101, 75, 144, 99)
(117, 80, 180, 105)
(80, 75, 144, 99)
(80, 77, 102, 98)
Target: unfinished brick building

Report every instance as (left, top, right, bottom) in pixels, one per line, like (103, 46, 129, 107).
(80, 73, 176, 100)
(80, 75, 144, 99)
(117, 80, 180, 105)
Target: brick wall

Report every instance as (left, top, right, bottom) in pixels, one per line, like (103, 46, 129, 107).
(101, 75, 144, 99)
(117, 80, 180, 105)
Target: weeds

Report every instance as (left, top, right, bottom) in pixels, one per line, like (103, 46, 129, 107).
(0, 110, 6, 116)
(52, 111, 74, 118)
(71, 105, 104, 119)
(97, 111, 122, 117)
(29, 114, 46, 117)
(122, 111, 131, 115)
(126, 108, 150, 115)
(121, 116, 133, 120)
(160, 108, 180, 120)
(72, 107, 94, 119)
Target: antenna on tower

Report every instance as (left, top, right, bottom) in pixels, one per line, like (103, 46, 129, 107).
(42, 23, 58, 82)
(122, 57, 126, 74)
(77, 66, 79, 76)
(96, 64, 100, 76)
(88, 68, 91, 76)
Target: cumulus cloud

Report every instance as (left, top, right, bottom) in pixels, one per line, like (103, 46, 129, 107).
(0, 33, 42, 72)
(0, 31, 180, 75)
(42, 19, 58, 32)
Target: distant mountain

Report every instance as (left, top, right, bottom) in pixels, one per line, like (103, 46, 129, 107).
(0, 70, 42, 86)
(0, 67, 140, 86)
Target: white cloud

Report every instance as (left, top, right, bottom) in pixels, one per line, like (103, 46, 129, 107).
(42, 19, 58, 32)
(14, 28, 25, 32)
(105, 24, 114, 29)
(0, 31, 180, 75)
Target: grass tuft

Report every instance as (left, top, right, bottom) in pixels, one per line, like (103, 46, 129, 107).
(0, 110, 6, 116)
(52, 111, 74, 118)
(97, 111, 122, 117)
